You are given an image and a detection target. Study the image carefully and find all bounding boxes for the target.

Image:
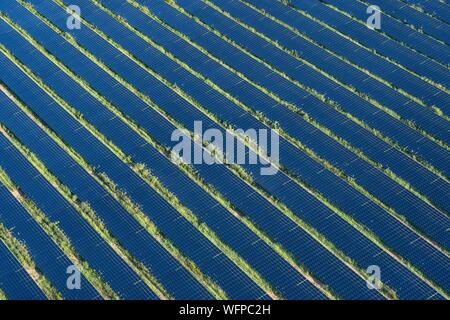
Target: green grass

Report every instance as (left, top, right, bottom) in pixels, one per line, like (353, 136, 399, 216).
(0, 160, 118, 300)
(0, 289, 7, 300)
(0, 222, 62, 300)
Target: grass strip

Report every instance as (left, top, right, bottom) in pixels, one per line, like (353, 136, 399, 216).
(0, 289, 7, 300)
(0, 221, 61, 300)
(0, 156, 117, 300)
(403, 1, 450, 27)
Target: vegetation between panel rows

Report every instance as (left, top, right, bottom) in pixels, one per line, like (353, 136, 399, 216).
(0, 289, 7, 300)
(96, 0, 450, 265)
(159, 0, 450, 181)
(0, 152, 119, 300)
(0, 220, 61, 300)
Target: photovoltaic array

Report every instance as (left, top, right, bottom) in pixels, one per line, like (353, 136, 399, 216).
(0, 0, 448, 300)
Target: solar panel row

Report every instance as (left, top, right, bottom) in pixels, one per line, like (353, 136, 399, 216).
(0, 239, 46, 300)
(0, 180, 100, 299)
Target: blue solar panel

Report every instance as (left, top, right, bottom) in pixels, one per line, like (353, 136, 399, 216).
(0, 240, 47, 300)
(0, 183, 101, 299)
